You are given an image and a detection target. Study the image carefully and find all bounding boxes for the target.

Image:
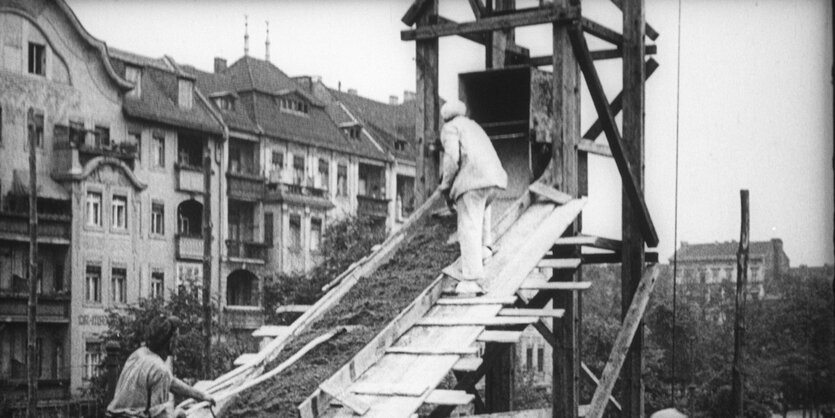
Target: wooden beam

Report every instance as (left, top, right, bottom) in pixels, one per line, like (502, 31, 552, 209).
(528, 44, 656, 66)
(437, 297, 518, 306)
(418, 316, 539, 327)
(585, 266, 660, 418)
(581, 18, 622, 45)
(609, 0, 659, 40)
(577, 139, 612, 157)
(453, 357, 483, 372)
(553, 235, 620, 252)
(436, 16, 488, 45)
(478, 330, 524, 343)
(401, 7, 576, 41)
(519, 281, 591, 291)
(414, 0, 440, 204)
(319, 381, 371, 416)
(578, 252, 657, 264)
(580, 362, 622, 412)
(351, 382, 429, 397)
(485, 342, 514, 413)
(499, 308, 565, 318)
(402, 0, 431, 25)
(386, 346, 480, 355)
(529, 182, 572, 204)
(568, 25, 659, 247)
(467, 0, 487, 18)
(537, 258, 582, 269)
(582, 58, 659, 141)
(426, 389, 476, 406)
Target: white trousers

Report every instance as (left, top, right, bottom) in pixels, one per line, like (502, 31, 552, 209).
(456, 187, 498, 280)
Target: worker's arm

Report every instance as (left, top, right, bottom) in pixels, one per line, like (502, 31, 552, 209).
(170, 377, 215, 404)
(439, 123, 460, 194)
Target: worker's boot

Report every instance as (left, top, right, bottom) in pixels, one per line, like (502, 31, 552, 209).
(455, 279, 484, 295)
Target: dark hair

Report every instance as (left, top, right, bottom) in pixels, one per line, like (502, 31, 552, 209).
(146, 315, 180, 354)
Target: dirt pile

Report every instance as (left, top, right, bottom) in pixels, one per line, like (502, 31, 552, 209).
(228, 213, 458, 417)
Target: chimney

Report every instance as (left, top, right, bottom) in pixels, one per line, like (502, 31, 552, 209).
(214, 57, 227, 73)
(244, 15, 249, 56)
(403, 90, 416, 102)
(389, 95, 399, 105)
(347, 88, 357, 95)
(265, 20, 270, 62)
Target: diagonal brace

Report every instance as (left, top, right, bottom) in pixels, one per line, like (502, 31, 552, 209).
(568, 24, 659, 247)
(583, 58, 659, 140)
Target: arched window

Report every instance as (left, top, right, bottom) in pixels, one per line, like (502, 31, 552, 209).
(177, 199, 202, 237)
(226, 269, 258, 306)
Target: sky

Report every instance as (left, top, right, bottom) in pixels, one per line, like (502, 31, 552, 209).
(66, 0, 834, 266)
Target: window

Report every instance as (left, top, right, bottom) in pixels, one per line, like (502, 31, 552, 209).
(751, 266, 760, 281)
(279, 97, 308, 114)
(152, 131, 165, 168)
(86, 191, 102, 227)
(53, 342, 63, 379)
(69, 120, 85, 146)
(128, 129, 141, 162)
(151, 202, 164, 235)
(289, 214, 301, 250)
(53, 261, 63, 292)
(27, 42, 45, 76)
(264, 212, 274, 245)
(111, 267, 126, 304)
(310, 218, 322, 252)
(125, 65, 141, 98)
(151, 270, 164, 298)
(111, 195, 127, 230)
(28, 109, 44, 148)
(36, 338, 43, 378)
(395, 140, 407, 151)
(525, 347, 533, 371)
(317, 158, 329, 190)
(178, 78, 193, 109)
(93, 125, 110, 148)
(214, 97, 234, 111)
(293, 155, 305, 185)
(176, 263, 202, 289)
(337, 164, 348, 196)
(270, 151, 284, 181)
(83, 342, 102, 380)
(85, 264, 101, 303)
(537, 346, 544, 372)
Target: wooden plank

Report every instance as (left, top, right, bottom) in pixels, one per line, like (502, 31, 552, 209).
(498, 308, 564, 318)
(437, 297, 518, 306)
(579, 251, 657, 264)
(453, 357, 483, 372)
(274, 304, 311, 314)
(401, 7, 576, 41)
(251, 325, 290, 338)
(469, 408, 551, 417)
(425, 389, 475, 406)
(585, 266, 660, 418)
(554, 235, 620, 252)
(402, 0, 431, 25)
(528, 44, 656, 66)
(233, 353, 258, 366)
(519, 281, 591, 291)
(418, 316, 539, 327)
(577, 139, 612, 158)
(351, 382, 430, 397)
(581, 362, 622, 411)
(568, 25, 659, 247)
(320, 380, 371, 416)
(609, 0, 659, 40)
(436, 16, 488, 45)
(528, 182, 572, 204)
(386, 346, 479, 355)
(537, 258, 582, 269)
(477, 330, 523, 343)
(414, 0, 440, 204)
(467, 0, 487, 18)
(582, 58, 659, 141)
(581, 18, 622, 45)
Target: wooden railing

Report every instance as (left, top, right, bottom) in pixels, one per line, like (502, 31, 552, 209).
(0, 212, 71, 243)
(357, 195, 389, 219)
(226, 239, 269, 262)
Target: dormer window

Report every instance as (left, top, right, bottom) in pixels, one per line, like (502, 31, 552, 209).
(341, 125, 361, 140)
(125, 65, 141, 98)
(278, 97, 308, 115)
(214, 96, 234, 111)
(395, 140, 407, 151)
(178, 78, 193, 109)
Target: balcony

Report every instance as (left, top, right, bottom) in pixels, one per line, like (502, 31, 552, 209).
(226, 239, 269, 263)
(264, 183, 333, 209)
(226, 172, 265, 201)
(53, 124, 138, 173)
(223, 306, 264, 330)
(0, 212, 71, 245)
(0, 291, 71, 323)
(176, 234, 204, 260)
(176, 164, 206, 194)
(357, 195, 390, 219)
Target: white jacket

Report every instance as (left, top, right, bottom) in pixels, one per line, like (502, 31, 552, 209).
(439, 115, 508, 200)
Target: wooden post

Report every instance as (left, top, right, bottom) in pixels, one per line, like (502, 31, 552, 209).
(485, 343, 514, 412)
(202, 141, 213, 379)
(733, 190, 750, 417)
(26, 108, 39, 418)
(486, 0, 514, 68)
(621, 0, 645, 417)
(414, 0, 440, 205)
(551, 1, 581, 417)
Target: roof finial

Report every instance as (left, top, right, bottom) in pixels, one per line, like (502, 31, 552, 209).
(244, 15, 250, 57)
(265, 20, 270, 62)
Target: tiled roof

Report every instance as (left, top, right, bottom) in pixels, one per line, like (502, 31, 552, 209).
(109, 52, 222, 135)
(675, 240, 777, 260)
(190, 67, 261, 134)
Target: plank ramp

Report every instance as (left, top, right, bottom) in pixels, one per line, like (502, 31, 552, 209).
(310, 197, 586, 418)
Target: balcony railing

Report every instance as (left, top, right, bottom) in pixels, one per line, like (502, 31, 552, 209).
(223, 305, 264, 330)
(176, 164, 206, 193)
(176, 234, 204, 260)
(264, 182, 330, 206)
(53, 124, 138, 172)
(226, 172, 265, 201)
(357, 195, 389, 219)
(0, 211, 71, 244)
(0, 291, 70, 323)
(226, 239, 269, 262)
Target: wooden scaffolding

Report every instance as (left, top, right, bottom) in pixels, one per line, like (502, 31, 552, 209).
(296, 1, 661, 417)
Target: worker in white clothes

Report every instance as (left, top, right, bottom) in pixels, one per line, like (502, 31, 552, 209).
(106, 316, 215, 418)
(438, 99, 508, 294)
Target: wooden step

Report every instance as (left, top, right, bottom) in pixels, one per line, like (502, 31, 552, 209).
(320, 381, 370, 416)
(529, 182, 573, 204)
(351, 382, 429, 397)
(554, 235, 621, 252)
(499, 308, 565, 318)
(452, 357, 483, 373)
(386, 346, 479, 355)
(232, 353, 258, 366)
(418, 316, 540, 327)
(477, 330, 523, 344)
(537, 258, 582, 269)
(519, 281, 592, 291)
(425, 389, 475, 406)
(436, 297, 518, 306)
(252, 325, 290, 338)
(275, 304, 311, 314)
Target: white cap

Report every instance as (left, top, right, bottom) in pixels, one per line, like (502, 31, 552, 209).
(441, 99, 466, 121)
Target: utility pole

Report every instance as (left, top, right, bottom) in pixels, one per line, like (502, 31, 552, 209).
(733, 189, 750, 417)
(202, 142, 213, 379)
(26, 108, 39, 418)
